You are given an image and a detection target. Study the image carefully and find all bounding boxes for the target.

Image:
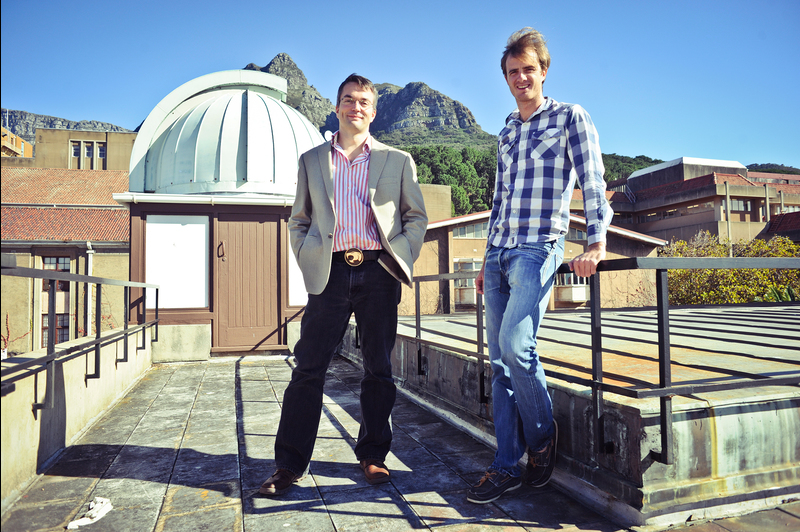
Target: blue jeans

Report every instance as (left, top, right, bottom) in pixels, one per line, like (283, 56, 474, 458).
(274, 259, 401, 474)
(484, 239, 563, 476)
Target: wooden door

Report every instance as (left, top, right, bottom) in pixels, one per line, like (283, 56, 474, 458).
(215, 214, 280, 349)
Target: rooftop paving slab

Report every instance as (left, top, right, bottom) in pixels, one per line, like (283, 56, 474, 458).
(2, 354, 797, 531)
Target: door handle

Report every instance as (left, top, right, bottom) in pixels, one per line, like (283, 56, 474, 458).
(218, 241, 226, 261)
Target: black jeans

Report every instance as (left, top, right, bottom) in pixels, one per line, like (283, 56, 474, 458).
(274, 259, 401, 474)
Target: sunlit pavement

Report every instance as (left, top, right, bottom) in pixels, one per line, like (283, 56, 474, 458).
(2, 355, 798, 531)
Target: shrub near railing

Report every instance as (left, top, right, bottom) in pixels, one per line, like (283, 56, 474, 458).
(659, 232, 800, 305)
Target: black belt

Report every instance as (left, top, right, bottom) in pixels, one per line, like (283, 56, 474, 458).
(333, 248, 382, 266)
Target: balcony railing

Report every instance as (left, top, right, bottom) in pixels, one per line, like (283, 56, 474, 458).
(412, 256, 800, 465)
(1, 256, 159, 410)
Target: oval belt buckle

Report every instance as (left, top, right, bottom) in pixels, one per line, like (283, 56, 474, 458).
(344, 248, 364, 266)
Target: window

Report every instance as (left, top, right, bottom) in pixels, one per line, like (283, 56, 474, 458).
(42, 313, 70, 347)
(724, 199, 751, 212)
(454, 259, 482, 288)
(42, 256, 69, 291)
(72, 141, 81, 157)
(567, 227, 587, 240)
(556, 272, 589, 287)
(98, 143, 106, 159)
(85, 143, 93, 158)
(453, 222, 489, 239)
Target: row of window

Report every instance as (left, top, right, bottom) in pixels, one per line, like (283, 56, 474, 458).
(453, 222, 490, 239)
(453, 259, 586, 289)
(454, 222, 588, 241)
(71, 141, 107, 159)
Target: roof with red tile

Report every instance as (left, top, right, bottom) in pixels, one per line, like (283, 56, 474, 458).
(1, 167, 129, 205)
(1, 206, 129, 242)
(766, 212, 800, 234)
(571, 189, 628, 204)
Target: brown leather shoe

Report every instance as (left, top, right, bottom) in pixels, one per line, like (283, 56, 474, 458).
(259, 468, 301, 496)
(360, 459, 390, 485)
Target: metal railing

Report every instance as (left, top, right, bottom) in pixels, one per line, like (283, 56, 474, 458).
(1, 260, 159, 411)
(413, 256, 800, 465)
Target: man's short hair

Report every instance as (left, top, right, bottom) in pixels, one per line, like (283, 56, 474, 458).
(501, 27, 551, 76)
(336, 74, 377, 108)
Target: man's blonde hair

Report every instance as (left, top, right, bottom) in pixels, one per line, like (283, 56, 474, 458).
(501, 27, 551, 76)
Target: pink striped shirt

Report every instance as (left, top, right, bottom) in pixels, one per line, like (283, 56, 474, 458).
(331, 133, 383, 252)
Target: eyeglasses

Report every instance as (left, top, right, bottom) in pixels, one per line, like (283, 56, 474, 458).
(339, 97, 374, 109)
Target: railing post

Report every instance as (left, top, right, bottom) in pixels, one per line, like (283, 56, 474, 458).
(415, 278, 425, 375)
(140, 286, 147, 350)
(87, 283, 101, 380)
(476, 291, 488, 403)
(33, 279, 57, 411)
(120, 287, 129, 363)
(154, 288, 159, 342)
(589, 272, 606, 460)
(656, 268, 674, 464)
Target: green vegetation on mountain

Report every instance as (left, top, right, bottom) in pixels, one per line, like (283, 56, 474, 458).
(404, 145, 496, 216)
(746, 163, 800, 175)
(602, 153, 664, 182)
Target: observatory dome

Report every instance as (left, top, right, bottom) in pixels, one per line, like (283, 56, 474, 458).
(128, 70, 325, 197)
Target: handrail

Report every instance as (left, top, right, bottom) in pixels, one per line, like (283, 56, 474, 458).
(1, 262, 160, 410)
(412, 256, 800, 465)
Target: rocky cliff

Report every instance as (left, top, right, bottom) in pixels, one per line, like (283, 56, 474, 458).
(1, 108, 131, 146)
(244, 53, 337, 132)
(244, 53, 494, 148)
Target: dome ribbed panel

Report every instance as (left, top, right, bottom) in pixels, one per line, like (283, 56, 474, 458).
(144, 87, 324, 195)
(194, 94, 230, 186)
(218, 91, 247, 188)
(247, 91, 276, 187)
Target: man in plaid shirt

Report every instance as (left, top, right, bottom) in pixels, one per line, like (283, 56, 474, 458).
(468, 27, 613, 504)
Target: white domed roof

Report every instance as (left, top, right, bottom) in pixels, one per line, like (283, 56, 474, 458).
(129, 70, 324, 196)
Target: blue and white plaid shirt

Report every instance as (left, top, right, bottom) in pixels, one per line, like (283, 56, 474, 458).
(487, 98, 613, 249)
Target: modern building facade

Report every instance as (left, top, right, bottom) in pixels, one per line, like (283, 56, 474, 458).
(0, 129, 137, 171)
(606, 157, 800, 243)
(1, 127, 33, 158)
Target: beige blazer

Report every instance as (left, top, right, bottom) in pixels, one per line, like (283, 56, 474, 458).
(289, 139, 428, 295)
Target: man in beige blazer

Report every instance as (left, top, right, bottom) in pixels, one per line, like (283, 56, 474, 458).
(260, 74, 427, 496)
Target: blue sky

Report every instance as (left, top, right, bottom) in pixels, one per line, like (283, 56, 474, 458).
(2, 0, 799, 168)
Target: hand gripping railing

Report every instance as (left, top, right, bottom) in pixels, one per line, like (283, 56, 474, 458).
(1, 262, 159, 411)
(413, 256, 800, 465)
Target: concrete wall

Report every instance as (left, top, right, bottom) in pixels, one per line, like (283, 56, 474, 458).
(418, 184, 451, 223)
(0, 254, 34, 356)
(1, 327, 152, 513)
(0, 248, 129, 356)
(30, 130, 136, 171)
(151, 324, 211, 363)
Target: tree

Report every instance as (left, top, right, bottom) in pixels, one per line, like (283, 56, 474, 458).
(658, 231, 800, 305)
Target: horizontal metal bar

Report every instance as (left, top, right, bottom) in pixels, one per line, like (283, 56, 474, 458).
(413, 271, 479, 282)
(594, 256, 799, 272)
(545, 370, 800, 399)
(416, 257, 800, 284)
(2, 266, 159, 288)
(1, 321, 158, 380)
(402, 335, 799, 399)
(406, 337, 489, 363)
